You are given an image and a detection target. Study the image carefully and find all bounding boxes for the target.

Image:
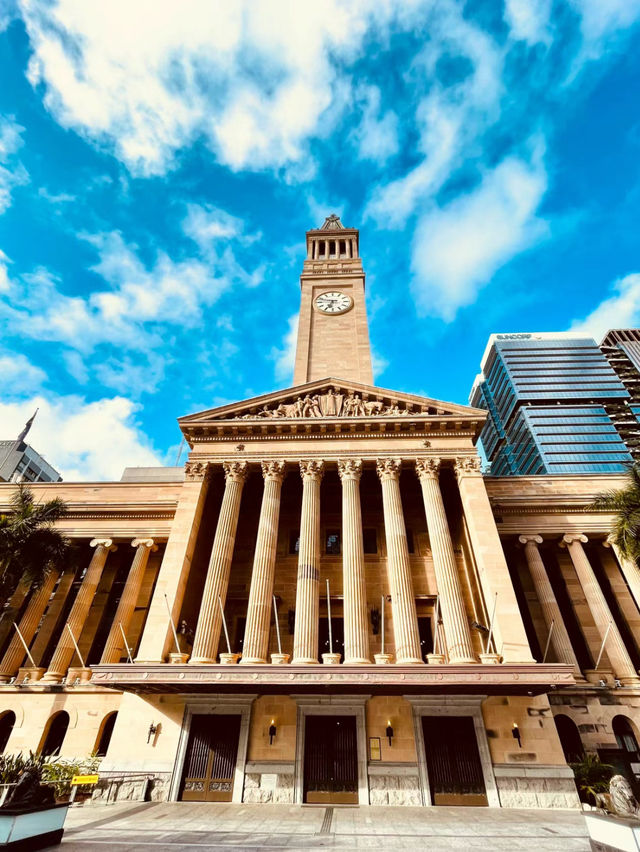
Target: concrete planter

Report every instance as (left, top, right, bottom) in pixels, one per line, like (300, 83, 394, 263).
(270, 653, 290, 665)
(479, 653, 502, 665)
(321, 653, 341, 665)
(374, 653, 394, 665)
(219, 653, 241, 665)
(66, 666, 92, 683)
(426, 653, 446, 665)
(15, 668, 45, 684)
(585, 812, 640, 851)
(168, 652, 189, 665)
(0, 802, 69, 851)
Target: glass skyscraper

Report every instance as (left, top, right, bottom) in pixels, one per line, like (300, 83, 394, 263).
(470, 333, 633, 475)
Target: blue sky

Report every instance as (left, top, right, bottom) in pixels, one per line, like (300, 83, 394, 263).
(0, 0, 639, 480)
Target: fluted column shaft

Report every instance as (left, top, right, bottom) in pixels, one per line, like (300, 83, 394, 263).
(376, 459, 423, 664)
(416, 459, 475, 663)
(605, 537, 640, 613)
(190, 462, 248, 664)
(100, 539, 157, 664)
(0, 570, 60, 681)
(339, 459, 371, 664)
(519, 535, 581, 676)
(43, 539, 116, 681)
(292, 460, 324, 664)
(240, 462, 286, 664)
(562, 534, 640, 684)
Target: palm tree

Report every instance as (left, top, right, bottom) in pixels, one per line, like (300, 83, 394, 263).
(0, 485, 69, 610)
(592, 462, 640, 562)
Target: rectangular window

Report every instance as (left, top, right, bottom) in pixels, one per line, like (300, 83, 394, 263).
(363, 528, 377, 554)
(326, 529, 340, 555)
(289, 530, 300, 554)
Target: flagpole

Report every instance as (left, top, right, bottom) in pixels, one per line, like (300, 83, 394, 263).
(66, 623, 86, 668)
(12, 623, 36, 668)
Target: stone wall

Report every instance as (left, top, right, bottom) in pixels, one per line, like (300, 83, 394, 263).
(493, 765, 580, 809)
(92, 771, 171, 804)
(242, 762, 295, 803)
(368, 764, 422, 805)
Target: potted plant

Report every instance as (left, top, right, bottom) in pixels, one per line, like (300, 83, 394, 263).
(570, 753, 615, 806)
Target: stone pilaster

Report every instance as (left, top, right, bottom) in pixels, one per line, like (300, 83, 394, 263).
(519, 535, 582, 677)
(135, 461, 213, 663)
(292, 460, 324, 665)
(338, 459, 371, 664)
(376, 458, 423, 664)
(240, 461, 286, 665)
(100, 539, 157, 664)
(604, 536, 640, 613)
(561, 533, 640, 685)
(0, 570, 59, 682)
(454, 456, 535, 663)
(190, 461, 249, 664)
(43, 539, 117, 682)
(416, 458, 475, 663)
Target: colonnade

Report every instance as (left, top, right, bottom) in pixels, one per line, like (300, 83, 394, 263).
(520, 534, 640, 685)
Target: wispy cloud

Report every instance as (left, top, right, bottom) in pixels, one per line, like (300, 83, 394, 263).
(570, 273, 640, 341)
(270, 313, 298, 384)
(0, 115, 28, 213)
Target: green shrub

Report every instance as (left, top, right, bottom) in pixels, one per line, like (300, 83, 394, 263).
(0, 751, 46, 785)
(570, 753, 615, 803)
(41, 754, 102, 799)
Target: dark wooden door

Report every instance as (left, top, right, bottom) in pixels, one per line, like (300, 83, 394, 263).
(422, 716, 488, 806)
(304, 715, 358, 804)
(180, 714, 241, 802)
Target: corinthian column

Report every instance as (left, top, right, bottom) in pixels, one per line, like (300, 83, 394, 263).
(604, 537, 640, 613)
(561, 533, 640, 685)
(339, 459, 371, 664)
(376, 459, 423, 664)
(100, 539, 157, 664)
(416, 459, 475, 663)
(43, 539, 117, 682)
(190, 461, 249, 664)
(519, 535, 582, 677)
(240, 461, 286, 664)
(0, 570, 60, 682)
(292, 460, 324, 664)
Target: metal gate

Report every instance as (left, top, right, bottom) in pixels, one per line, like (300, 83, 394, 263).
(180, 714, 241, 802)
(303, 715, 358, 804)
(422, 716, 488, 806)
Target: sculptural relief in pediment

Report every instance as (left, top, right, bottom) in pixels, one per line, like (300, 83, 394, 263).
(233, 389, 423, 420)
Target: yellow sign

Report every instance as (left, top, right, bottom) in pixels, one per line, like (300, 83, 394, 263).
(71, 774, 99, 786)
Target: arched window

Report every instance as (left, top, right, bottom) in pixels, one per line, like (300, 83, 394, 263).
(95, 712, 117, 757)
(554, 713, 584, 763)
(0, 711, 16, 753)
(40, 711, 70, 757)
(613, 715, 640, 757)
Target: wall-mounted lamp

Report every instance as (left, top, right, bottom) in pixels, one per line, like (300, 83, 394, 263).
(370, 608, 381, 635)
(269, 720, 277, 745)
(386, 720, 394, 747)
(147, 722, 158, 744)
(512, 723, 521, 748)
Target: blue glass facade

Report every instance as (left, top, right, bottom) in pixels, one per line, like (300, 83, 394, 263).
(470, 334, 633, 474)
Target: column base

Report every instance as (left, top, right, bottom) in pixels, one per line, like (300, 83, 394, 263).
(374, 653, 394, 665)
(397, 656, 425, 665)
(16, 666, 46, 684)
(188, 656, 217, 665)
(41, 670, 64, 683)
(344, 657, 373, 665)
(291, 657, 319, 665)
(584, 668, 614, 685)
(239, 656, 267, 665)
(322, 653, 341, 665)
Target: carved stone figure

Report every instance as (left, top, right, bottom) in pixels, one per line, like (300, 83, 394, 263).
(609, 774, 640, 818)
(226, 390, 432, 420)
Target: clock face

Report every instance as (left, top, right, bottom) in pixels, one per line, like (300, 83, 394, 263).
(314, 291, 353, 314)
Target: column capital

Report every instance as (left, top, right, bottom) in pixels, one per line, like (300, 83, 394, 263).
(454, 456, 482, 478)
(338, 458, 363, 481)
(376, 458, 402, 481)
(299, 459, 325, 480)
(131, 538, 157, 551)
(261, 460, 286, 482)
(222, 460, 249, 483)
(90, 538, 117, 551)
(518, 534, 543, 546)
(415, 457, 440, 479)
(560, 533, 588, 548)
(185, 460, 213, 481)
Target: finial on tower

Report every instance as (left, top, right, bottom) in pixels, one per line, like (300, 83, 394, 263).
(320, 213, 345, 230)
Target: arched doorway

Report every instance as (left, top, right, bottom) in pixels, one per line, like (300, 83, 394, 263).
(95, 712, 117, 757)
(0, 711, 15, 753)
(613, 715, 640, 757)
(554, 714, 584, 763)
(40, 711, 69, 757)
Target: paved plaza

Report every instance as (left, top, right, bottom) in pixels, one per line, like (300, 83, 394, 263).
(52, 801, 592, 851)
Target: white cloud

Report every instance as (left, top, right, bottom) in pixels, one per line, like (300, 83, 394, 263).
(410, 145, 548, 320)
(0, 116, 28, 213)
(350, 86, 399, 164)
(0, 351, 46, 393)
(504, 0, 551, 45)
(271, 314, 298, 384)
(0, 394, 160, 480)
(570, 273, 640, 341)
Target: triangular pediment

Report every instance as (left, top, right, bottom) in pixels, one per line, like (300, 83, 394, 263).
(179, 378, 485, 427)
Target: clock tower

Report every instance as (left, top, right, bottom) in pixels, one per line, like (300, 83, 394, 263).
(292, 215, 374, 386)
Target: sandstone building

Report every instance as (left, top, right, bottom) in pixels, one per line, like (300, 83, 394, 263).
(0, 217, 639, 808)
